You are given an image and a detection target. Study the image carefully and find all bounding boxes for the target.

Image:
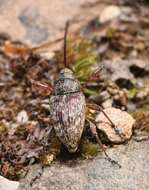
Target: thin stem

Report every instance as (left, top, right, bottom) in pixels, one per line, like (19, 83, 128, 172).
(4, 37, 63, 55)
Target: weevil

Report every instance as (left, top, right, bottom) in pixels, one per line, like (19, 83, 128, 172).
(48, 21, 125, 167)
(4, 21, 125, 168)
(50, 67, 86, 152)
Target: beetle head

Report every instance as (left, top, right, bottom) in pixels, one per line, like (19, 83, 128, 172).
(54, 68, 81, 95)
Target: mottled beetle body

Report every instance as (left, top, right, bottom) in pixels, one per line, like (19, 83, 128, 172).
(50, 68, 86, 152)
(48, 21, 122, 167)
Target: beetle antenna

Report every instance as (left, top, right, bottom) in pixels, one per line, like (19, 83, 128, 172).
(64, 21, 69, 67)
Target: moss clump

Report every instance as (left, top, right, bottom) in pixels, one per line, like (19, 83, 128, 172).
(83, 88, 98, 96)
(72, 39, 97, 83)
(55, 38, 97, 84)
(132, 111, 149, 133)
(80, 138, 102, 159)
(106, 27, 118, 38)
(128, 88, 138, 99)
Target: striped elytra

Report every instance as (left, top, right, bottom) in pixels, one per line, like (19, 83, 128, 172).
(49, 68, 86, 152)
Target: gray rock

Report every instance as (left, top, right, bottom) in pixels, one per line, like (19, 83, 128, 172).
(129, 59, 149, 77)
(103, 59, 149, 89)
(103, 59, 135, 85)
(0, 0, 99, 46)
(18, 140, 149, 190)
(19, 7, 49, 44)
(16, 110, 29, 125)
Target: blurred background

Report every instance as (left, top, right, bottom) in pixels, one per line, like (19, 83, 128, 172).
(0, 0, 149, 189)
(0, 0, 147, 45)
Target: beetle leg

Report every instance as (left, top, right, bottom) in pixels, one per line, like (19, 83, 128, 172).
(29, 165, 44, 186)
(87, 103, 126, 141)
(87, 119, 121, 168)
(30, 81, 53, 97)
(81, 65, 103, 90)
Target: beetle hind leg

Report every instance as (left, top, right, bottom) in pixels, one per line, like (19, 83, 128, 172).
(87, 119, 121, 168)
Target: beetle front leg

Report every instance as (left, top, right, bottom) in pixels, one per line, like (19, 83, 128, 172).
(87, 119, 121, 168)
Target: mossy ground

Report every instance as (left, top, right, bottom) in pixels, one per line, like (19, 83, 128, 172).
(132, 111, 149, 133)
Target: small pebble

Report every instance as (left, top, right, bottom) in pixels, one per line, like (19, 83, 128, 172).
(17, 110, 29, 124)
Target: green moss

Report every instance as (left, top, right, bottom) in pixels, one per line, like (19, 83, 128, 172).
(56, 38, 97, 83)
(80, 138, 102, 159)
(127, 88, 138, 99)
(106, 28, 118, 38)
(83, 88, 98, 96)
(71, 39, 97, 83)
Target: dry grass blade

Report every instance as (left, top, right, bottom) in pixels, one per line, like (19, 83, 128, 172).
(3, 37, 63, 55)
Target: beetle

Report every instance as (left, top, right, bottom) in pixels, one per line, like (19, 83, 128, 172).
(48, 22, 124, 167)
(4, 21, 124, 168)
(49, 67, 86, 152)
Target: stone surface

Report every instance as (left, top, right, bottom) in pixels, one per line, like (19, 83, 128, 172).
(16, 110, 29, 124)
(96, 108, 135, 143)
(0, 0, 99, 46)
(18, 140, 149, 190)
(0, 176, 19, 190)
(103, 59, 149, 89)
(99, 5, 121, 23)
(103, 59, 135, 87)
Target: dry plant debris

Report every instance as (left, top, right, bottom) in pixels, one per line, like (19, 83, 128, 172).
(1, 1, 149, 180)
